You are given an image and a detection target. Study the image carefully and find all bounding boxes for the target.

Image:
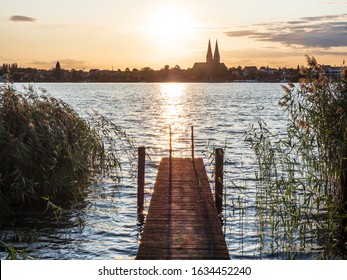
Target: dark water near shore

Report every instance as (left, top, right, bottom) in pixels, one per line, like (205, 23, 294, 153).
(1, 83, 308, 259)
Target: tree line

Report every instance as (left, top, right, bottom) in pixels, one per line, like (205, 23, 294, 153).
(0, 61, 313, 83)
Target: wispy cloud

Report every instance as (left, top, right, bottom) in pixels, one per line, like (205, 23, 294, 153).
(9, 15, 37, 23)
(318, 1, 347, 5)
(59, 59, 88, 68)
(225, 14, 347, 49)
(30, 59, 88, 69)
(38, 23, 108, 37)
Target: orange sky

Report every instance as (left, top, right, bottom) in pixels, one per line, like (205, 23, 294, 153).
(1, 0, 347, 70)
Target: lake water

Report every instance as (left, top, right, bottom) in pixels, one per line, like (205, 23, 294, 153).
(1, 83, 298, 259)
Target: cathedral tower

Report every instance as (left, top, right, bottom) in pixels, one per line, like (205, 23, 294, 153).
(213, 40, 220, 64)
(206, 39, 213, 63)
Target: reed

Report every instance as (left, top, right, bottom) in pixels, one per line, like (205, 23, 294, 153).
(0, 240, 34, 260)
(247, 56, 347, 259)
(0, 85, 128, 226)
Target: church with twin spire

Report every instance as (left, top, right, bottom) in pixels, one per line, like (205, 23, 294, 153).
(192, 39, 227, 80)
(206, 39, 220, 64)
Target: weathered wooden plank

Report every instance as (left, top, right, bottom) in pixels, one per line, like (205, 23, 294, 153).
(136, 157, 229, 260)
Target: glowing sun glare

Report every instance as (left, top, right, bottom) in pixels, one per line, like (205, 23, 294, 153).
(147, 6, 192, 41)
(160, 83, 186, 125)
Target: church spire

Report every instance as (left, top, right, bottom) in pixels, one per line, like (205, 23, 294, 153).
(214, 40, 220, 64)
(206, 39, 213, 63)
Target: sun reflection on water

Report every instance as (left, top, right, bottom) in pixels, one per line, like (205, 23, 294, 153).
(160, 82, 185, 103)
(159, 83, 190, 157)
(160, 82, 185, 123)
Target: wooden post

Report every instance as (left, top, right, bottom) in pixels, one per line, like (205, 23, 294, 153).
(137, 146, 145, 213)
(169, 125, 172, 161)
(191, 126, 195, 160)
(215, 148, 224, 214)
(169, 126, 172, 184)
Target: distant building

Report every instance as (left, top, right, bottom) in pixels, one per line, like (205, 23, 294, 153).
(192, 40, 228, 81)
(243, 66, 258, 76)
(1, 69, 10, 83)
(320, 65, 341, 80)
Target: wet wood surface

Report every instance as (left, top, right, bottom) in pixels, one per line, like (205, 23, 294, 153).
(136, 157, 229, 260)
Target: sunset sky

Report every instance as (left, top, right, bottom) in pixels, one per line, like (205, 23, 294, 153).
(1, 0, 347, 70)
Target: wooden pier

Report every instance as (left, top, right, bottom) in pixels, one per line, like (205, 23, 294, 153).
(136, 155, 230, 260)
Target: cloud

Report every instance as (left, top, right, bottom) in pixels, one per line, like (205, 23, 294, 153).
(223, 47, 347, 68)
(30, 59, 88, 69)
(59, 59, 88, 68)
(318, 1, 347, 5)
(9, 15, 37, 23)
(225, 13, 347, 49)
(300, 14, 346, 21)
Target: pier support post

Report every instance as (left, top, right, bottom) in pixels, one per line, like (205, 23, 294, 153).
(137, 146, 146, 213)
(215, 148, 224, 214)
(191, 126, 195, 160)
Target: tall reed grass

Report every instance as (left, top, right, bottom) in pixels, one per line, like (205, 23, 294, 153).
(247, 56, 347, 259)
(0, 85, 125, 226)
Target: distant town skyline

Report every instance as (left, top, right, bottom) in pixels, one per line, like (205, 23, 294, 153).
(1, 0, 347, 70)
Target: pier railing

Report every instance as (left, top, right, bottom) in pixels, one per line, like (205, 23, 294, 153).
(137, 126, 225, 216)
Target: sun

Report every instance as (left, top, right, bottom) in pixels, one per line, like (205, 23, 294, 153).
(146, 6, 192, 42)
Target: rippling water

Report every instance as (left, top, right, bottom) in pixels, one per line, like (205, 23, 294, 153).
(1, 82, 290, 259)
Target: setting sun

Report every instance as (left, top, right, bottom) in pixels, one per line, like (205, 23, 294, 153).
(146, 6, 193, 42)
